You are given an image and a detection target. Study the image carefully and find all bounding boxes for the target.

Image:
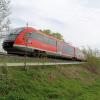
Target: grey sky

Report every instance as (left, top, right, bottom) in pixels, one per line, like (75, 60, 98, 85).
(9, 0, 100, 50)
(80, 0, 100, 8)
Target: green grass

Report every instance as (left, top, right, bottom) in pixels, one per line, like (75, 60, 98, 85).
(0, 64, 100, 100)
(0, 48, 100, 100)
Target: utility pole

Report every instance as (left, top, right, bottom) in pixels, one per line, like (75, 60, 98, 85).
(24, 22, 29, 71)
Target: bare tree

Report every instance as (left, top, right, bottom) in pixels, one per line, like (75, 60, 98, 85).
(0, 0, 10, 32)
(0, 0, 10, 79)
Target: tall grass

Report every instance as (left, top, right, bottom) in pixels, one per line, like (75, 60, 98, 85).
(83, 48, 100, 74)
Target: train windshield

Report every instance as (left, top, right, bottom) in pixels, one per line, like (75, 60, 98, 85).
(7, 34, 18, 41)
(5, 28, 24, 41)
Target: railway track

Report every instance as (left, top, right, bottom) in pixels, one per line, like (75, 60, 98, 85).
(0, 53, 86, 66)
(0, 62, 85, 67)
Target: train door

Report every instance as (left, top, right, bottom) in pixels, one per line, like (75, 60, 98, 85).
(57, 41, 62, 55)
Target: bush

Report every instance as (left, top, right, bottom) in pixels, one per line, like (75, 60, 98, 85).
(83, 48, 100, 74)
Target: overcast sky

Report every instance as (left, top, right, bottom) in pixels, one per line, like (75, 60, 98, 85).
(10, 0, 100, 50)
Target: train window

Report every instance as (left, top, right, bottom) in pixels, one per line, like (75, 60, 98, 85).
(31, 32, 44, 42)
(63, 45, 73, 54)
(10, 28, 24, 35)
(31, 32, 56, 46)
(5, 28, 24, 41)
(43, 36, 56, 46)
(43, 36, 49, 44)
(7, 34, 18, 41)
(48, 38, 56, 46)
(44, 36, 56, 46)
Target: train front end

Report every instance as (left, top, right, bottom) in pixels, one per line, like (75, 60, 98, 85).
(3, 28, 24, 54)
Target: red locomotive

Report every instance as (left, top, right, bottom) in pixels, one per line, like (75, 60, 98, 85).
(3, 27, 85, 60)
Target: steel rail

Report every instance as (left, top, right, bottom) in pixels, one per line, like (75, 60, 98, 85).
(0, 62, 86, 67)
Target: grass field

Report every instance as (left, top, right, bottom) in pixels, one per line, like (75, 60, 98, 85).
(0, 63, 100, 100)
(0, 49, 100, 100)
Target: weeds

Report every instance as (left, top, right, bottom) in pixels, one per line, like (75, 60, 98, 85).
(83, 48, 100, 74)
(0, 48, 100, 99)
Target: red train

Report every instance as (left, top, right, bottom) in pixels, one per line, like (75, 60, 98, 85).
(3, 27, 85, 60)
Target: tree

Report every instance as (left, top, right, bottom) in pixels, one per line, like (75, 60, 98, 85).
(0, 0, 10, 78)
(0, 0, 10, 32)
(40, 29, 64, 41)
(52, 32, 64, 41)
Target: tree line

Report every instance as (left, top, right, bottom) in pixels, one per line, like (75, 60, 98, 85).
(40, 29, 64, 41)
